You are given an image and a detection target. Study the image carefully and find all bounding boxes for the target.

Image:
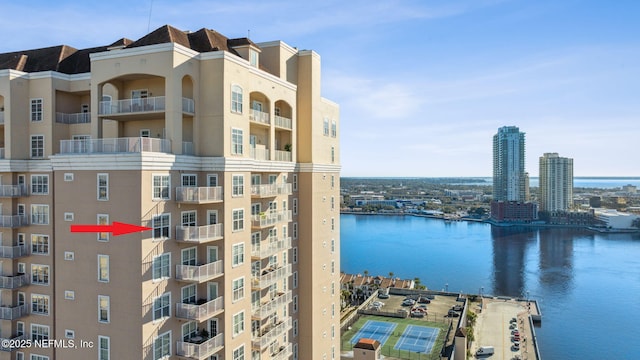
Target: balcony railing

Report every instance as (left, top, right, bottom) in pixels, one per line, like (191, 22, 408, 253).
(0, 304, 28, 320)
(252, 264, 292, 290)
(251, 210, 292, 229)
(250, 110, 270, 125)
(176, 187, 223, 204)
(272, 343, 293, 360)
(0, 185, 27, 198)
(251, 237, 292, 259)
(60, 137, 171, 154)
(176, 297, 223, 321)
(0, 111, 4, 124)
(99, 96, 166, 114)
(183, 98, 195, 114)
(182, 142, 194, 155)
(0, 215, 28, 228)
(250, 147, 270, 161)
(176, 332, 224, 360)
(0, 274, 28, 289)
(0, 244, 28, 259)
(0, 148, 4, 159)
(176, 224, 223, 243)
(252, 318, 292, 350)
(0, 335, 25, 352)
(274, 115, 292, 129)
(274, 150, 292, 162)
(252, 291, 292, 320)
(250, 183, 292, 198)
(176, 260, 223, 283)
(55, 112, 91, 124)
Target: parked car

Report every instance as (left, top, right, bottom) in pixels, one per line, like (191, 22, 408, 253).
(372, 301, 384, 308)
(510, 323, 518, 329)
(418, 297, 431, 304)
(511, 329, 519, 335)
(402, 299, 416, 306)
(476, 346, 495, 356)
(452, 305, 463, 311)
(378, 293, 390, 299)
(447, 310, 460, 317)
(511, 344, 520, 351)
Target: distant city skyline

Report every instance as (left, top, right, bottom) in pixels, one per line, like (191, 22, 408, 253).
(2, 0, 639, 176)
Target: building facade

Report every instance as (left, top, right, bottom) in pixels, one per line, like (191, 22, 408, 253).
(0, 25, 340, 360)
(539, 153, 573, 212)
(492, 126, 526, 202)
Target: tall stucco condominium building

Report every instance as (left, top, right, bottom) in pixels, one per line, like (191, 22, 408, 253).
(0, 25, 340, 360)
(539, 153, 573, 212)
(492, 126, 526, 202)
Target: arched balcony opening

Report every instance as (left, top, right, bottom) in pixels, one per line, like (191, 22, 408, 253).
(181, 75, 195, 155)
(249, 92, 271, 160)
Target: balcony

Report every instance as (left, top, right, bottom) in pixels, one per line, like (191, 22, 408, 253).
(0, 111, 4, 124)
(99, 96, 165, 115)
(0, 215, 28, 228)
(250, 183, 292, 198)
(250, 147, 270, 161)
(271, 343, 293, 360)
(252, 291, 292, 320)
(250, 110, 270, 125)
(60, 137, 171, 154)
(182, 98, 195, 114)
(0, 185, 27, 198)
(0, 274, 28, 289)
(176, 332, 224, 360)
(274, 115, 292, 130)
(251, 210, 292, 229)
(0, 148, 4, 159)
(252, 318, 292, 350)
(182, 142, 194, 155)
(0, 244, 28, 259)
(252, 264, 292, 290)
(176, 296, 223, 321)
(55, 112, 90, 124)
(0, 304, 28, 320)
(274, 150, 292, 162)
(251, 237, 292, 260)
(0, 335, 25, 352)
(176, 187, 223, 204)
(176, 260, 223, 283)
(176, 224, 223, 244)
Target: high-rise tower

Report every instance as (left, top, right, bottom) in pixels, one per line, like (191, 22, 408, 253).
(493, 126, 526, 202)
(539, 153, 573, 212)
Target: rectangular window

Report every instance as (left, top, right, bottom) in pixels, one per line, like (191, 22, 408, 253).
(98, 255, 109, 282)
(181, 211, 196, 227)
(31, 294, 49, 315)
(232, 243, 244, 267)
(30, 98, 43, 122)
(153, 331, 171, 360)
(292, 174, 298, 191)
(152, 175, 170, 200)
(65, 329, 75, 339)
(293, 198, 298, 215)
(233, 311, 245, 336)
(331, 196, 335, 211)
(64, 173, 74, 181)
(153, 294, 171, 321)
(99, 336, 110, 360)
(64, 291, 75, 300)
(97, 174, 109, 200)
(31, 135, 45, 158)
(231, 128, 244, 155)
(181, 174, 197, 187)
(293, 271, 298, 289)
(233, 345, 245, 360)
(30, 355, 48, 360)
(30, 324, 49, 341)
(293, 247, 298, 263)
(232, 209, 244, 232)
(98, 214, 109, 242)
(98, 295, 110, 323)
(64, 213, 74, 221)
(31, 204, 49, 225)
(323, 118, 329, 136)
(331, 260, 335, 274)
(207, 174, 218, 187)
(331, 175, 335, 189)
(293, 222, 298, 239)
(31, 235, 49, 255)
(152, 253, 170, 280)
(331, 146, 335, 163)
(231, 86, 243, 114)
(153, 214, 170, 240)
(293, 295, 298, 312)
(232, 277, 245, 301)
(64, 251, 75, 261)
(331, 120, 337, 137)
(31, 265, 49, 285)
(293, 319, 298, 336)
(331, 218, 335, 231)
(31, 175, 48, 194)
(232, 175, 244, 196)
(331, 238, 335, 253)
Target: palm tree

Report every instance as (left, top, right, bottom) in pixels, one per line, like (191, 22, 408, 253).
(388, 271, 394, 279)
(363, 269, 369, 277)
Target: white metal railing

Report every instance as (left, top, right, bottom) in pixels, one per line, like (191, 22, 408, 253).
(0, 335, 25, 352)
(0, 274, 28, 289)
(176, 332, 224, 359)
(250, 109, 270, 125)
(251, 237, 292, 259)
(252, 318, 292, 350)
(182, 98, 195, 113)
(0, 215, 28, 228)
(250, 183, 292, 197)
(176, 297, 223, 321)
(250, 147, 270, 161)
(252, 264, 292, 290)
(182, 142, 194, 155)
(176, 187, 223, 203)
(0, 148, 4, 159)
(60, 137, 171, 154)
(98, 96, 166, 115)
(0, 185, 27, 197)
(274, 115, 292, 129)
(176, 224, 223, 243)
(275, 150, 292, 162)
(0, 111, 4, 124)
(251, 210, 292, 228)
(0, 244, 28, 259)
(176, 260, 223, 282)
(252, 291, 292, 320)
(272, 343, 293, 360)
(0, 304, 28, 320)
(55, 112, 90, 124)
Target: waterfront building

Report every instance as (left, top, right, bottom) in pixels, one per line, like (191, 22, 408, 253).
(539, 153, 574, 212)
(594, 209, 640, 229)
(0, 25, 340, 360)
(490, 201, 538, 222)
(492, 126, 526, 202)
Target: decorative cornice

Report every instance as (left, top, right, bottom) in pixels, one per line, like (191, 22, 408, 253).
(0, 160, 53, 172)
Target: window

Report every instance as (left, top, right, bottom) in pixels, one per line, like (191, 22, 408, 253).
(182, 322, 197, 341)
(331, 175, 335, 189)
(293, 295, 298, 312)
(249, 49, 259, 67)
(30, 99, 43, 122)
(140, 129, 151, 137)
(31, 175, 48, 194)
(181, 211, 196, 227)
(97, 174, 109, 200)
(153, 293, 171, 321)
(30, 324, 49, 341)
(293, 271, 298, 288)
(31, 265, 49, 285)
(181, 174, 197, 187)
(331, 196, 335, 210)
(181, 284, 196, 304)
(64, 251, 74, 261)
(331, 238, 335, 253)
(30, 355, 48, 360)
(207, 174, 218, 187)
(292, 174, 298, 191)
(331, 218, 335, 231)
(232, 209, 244, 231)
(233, 311, 245, 336)
(153, 254, 170, 280)
(331, 120, 337, 137)
(231, 85, 243, 113)
(233, 345, 245, 360)
(18, 204, 25, 217)
(232, 277, 245, 301)
(231, 128, 244, 155)
(153, 214, 170, 240)
(232, 243, 244, 267)
(31, 204, 49, 225)
(293, 222, 298, 239)
(152, 175, 170, 200)
(181, 248, 196, 266)
(293, 198, 298, 215)
(331, 146, 335, 163)
(97, 214, 109, 242)
(64, 173, 74, 181)
(64, 213, 74, 221)
(293, 319, 298, 337)
(64, 291, 75, 300)
(293, 247, 298, 263)
(17, 353, 24, 360)
(99, 336, 110, 360)
(31, 294, 49, 315)
(98, 295, 110, 323)
(232, 175, 244, 196)
(65, 329, 75, 339)
(98, 255, 109, 282)
(323, 118, 329, 136)
(31, 135, 45, 158)
(154, 331, 171, 360)
(31, 235, 49, 255)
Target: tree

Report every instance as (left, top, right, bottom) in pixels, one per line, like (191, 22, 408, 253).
(388, 271, 394, 279)
(363, 269, 369, 277)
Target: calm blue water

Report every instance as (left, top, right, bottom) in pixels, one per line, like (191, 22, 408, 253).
(340, 214, 640, 359)
(447, 177, 640, 188)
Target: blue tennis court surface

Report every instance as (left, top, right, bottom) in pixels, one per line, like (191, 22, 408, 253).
(350, 320, 397, 345)
(394, 325, 440, 353)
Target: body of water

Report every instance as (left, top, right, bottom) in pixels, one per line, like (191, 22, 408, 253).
(447, 177, 640, 189)
(340, 214, 640, 359)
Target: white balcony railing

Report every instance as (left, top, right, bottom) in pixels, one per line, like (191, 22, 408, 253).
(176, 260, 223, 282)
(251, 210, 292, 229)
(251, 237, 292, 259)
(250, 183, 292, 197)
(99, 96, 166, 115)
(176, 187, 223, 203)
(0, 244, 28, 259)
(176, 332, 224, 360)
(0, 215, 28, 228)
(60, 137, 171, 154)
(0, 111, 5, 124)
(176, 224, 223, 243)
(0, 185, 27, 197)
(0, 148, 4, 159)
(275, 150, 292, 162)
(183, 98, 195, 114)
(0, 304, 28, 320)
(250, 110, 270, 125)
(0, 335, 25, 352)
(252, 318, 292, 350)
(252, 264, 292, 290)
(252, 291, 292, 320)
(274, 115, 292, 129)
(55, 112, 91, 124)
(272, 343, 293, 360)
(250, 147, 270, 161)
(0, 274, 28, 289)
(182, 142, 194, 155)
(176, 297, 223, 321)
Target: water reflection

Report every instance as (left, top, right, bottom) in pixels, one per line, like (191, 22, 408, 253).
(538, 229, 577, 295)
(491, 226, 537, 297)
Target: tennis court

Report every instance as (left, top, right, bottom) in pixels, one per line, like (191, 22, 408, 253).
(394, 325, 440, 353)
(350, 320, 397, 345)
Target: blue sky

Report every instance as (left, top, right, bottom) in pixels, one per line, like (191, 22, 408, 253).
(2, 0, 639, 176)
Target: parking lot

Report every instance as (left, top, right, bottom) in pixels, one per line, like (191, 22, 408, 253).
(368, 293, 461, 324)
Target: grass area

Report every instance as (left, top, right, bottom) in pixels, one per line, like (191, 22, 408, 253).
(342, 315, 448, 360)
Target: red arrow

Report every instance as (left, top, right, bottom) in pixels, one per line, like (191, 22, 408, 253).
(71, 222, 152, 236)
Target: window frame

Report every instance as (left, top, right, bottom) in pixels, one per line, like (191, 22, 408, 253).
(98, 336, 110, 360)
(231, 85, 243, 114)
(232, 209, 244, 232)
(232, 277, 245, 302)
(30, 264, 50, 286)
(98, 255, 109, 282)
(153, 214, 170, 240)
(153, 293, 171, 321)
(30, 175, 49, 195)
(232, 311, 245, 336)
(97, 214, 109, 242)
(152, 253, 171, 281)
(232, 174, 244, 197)
(152, 174, 171, 200)
(98, 295, 110, 323)
(30, 204, 49, 225)
(232, 243, 245, 267)
(97, 173, 109, 201)
(153, 331, 171, 360)
(30, 135, 45, 159)
(30, 294, 49, 315)
(30, 234, 49, 255)
(231, 128, 244, 155)
(30, 98, 43, 122)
